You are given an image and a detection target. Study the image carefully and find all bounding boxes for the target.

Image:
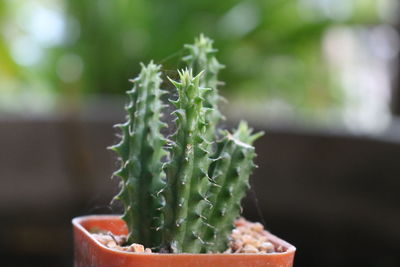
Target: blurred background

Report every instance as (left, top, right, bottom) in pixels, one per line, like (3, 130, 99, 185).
(1, 0, 400, 266)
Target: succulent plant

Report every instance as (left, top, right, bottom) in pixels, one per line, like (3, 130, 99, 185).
(111, 35, 263, 253)
(109, 62, 167, 248)
(183, 34, 225, 141)
(203, 121, 263, 252)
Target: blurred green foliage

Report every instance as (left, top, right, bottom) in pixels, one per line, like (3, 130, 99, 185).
(0, 0, 387, 114)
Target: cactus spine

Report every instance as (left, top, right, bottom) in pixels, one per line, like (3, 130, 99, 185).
(111, 35, 263, 254)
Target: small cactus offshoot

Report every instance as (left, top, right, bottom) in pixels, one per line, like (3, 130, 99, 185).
(111, 35, 263, 253)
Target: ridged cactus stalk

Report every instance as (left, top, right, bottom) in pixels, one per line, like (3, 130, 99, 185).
(183, 34, 225, 140)
(111, 35, 263, 253)
(203, 122, 263, 252)
(110, 62, 167, 248)
(162, 69, 213, 253)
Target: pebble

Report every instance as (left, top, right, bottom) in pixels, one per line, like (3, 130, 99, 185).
(129, 243, 145, 252)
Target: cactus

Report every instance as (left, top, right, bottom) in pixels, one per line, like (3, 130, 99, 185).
(111, 35, 263, 253)
(183, 34, 225, 140)
(162, 69, 213, 253)
(203, 121, 263, 252)
(109, 61, 167, 249)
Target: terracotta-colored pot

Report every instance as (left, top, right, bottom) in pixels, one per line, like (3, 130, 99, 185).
(73, 215, 296, 267)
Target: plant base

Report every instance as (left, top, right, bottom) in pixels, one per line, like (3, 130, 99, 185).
(73, 215, 296, 267)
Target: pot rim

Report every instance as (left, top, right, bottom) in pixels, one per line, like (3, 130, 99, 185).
(73, 214, 296, 257)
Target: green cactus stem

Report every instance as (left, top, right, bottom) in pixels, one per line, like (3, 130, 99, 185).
(109, 61, 167, 249)
(203, 121, 264, 252)
(161, 69, 213, 253)
(183, 34, 225, 140)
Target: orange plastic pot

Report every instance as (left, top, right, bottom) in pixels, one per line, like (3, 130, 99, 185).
(73, 215, 296, 267)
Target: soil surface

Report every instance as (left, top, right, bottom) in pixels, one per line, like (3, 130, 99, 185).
(91, 217, 280, 254)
